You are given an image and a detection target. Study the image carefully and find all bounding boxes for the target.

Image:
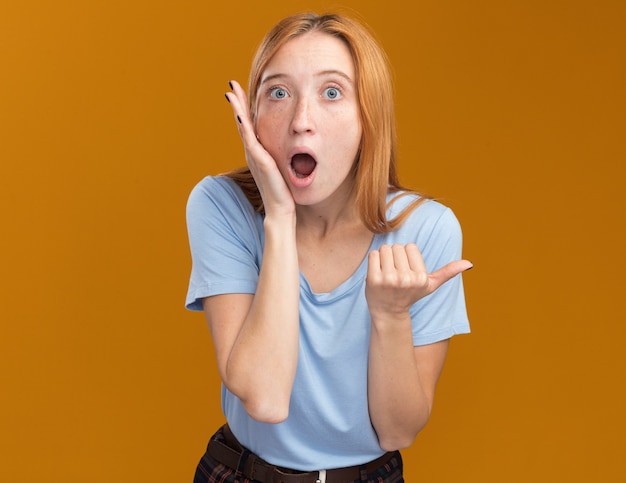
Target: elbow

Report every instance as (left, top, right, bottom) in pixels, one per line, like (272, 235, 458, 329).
(250, 410, 289, 424)
(243, 398, 290, 424)
(236, 389, 291, 424)
(222, 372, 292, 424)
(376, 418, 429, 452)
(378, 433, 417, 452)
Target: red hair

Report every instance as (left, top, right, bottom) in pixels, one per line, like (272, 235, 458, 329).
(225, 12, 426, 233)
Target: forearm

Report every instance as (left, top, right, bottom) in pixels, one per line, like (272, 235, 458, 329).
(367, 312, 430, 450)
(226, 214, 300, 422)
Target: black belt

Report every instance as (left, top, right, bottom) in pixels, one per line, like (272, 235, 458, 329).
(208, 424, 397, 483)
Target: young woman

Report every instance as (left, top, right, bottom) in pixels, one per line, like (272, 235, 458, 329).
(186, 12, 472, 483)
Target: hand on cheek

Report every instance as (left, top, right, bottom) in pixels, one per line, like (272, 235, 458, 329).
(225, 80, 295, 217)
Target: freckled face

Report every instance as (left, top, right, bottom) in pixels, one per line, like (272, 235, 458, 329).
(255, 31, 362, 207)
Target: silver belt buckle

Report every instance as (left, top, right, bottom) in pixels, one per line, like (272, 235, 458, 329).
(315, 469, 327, 483)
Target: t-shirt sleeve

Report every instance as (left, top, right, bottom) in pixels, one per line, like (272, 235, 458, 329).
(409, 206, 470, 345)
(185, 177, 261, 311)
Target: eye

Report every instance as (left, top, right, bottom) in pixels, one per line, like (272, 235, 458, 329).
(269, 87, 289, 99)
(322, 87, 342, 100)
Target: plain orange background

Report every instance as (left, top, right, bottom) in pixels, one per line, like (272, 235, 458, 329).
(1, 1, 624, 481)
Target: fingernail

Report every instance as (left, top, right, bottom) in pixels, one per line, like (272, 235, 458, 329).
(237, 115, 242, 124)
(225, 93, 230, 103)
(464, 263, 474, 271)
(228, 80, 233, 90)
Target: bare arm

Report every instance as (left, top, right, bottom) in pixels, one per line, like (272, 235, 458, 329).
(366, 244, 471, 450)
(203, 81, 300, 423)
(202, 216, 299, 423)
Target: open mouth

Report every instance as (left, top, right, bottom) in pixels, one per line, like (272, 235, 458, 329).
(291, 153, 317, 179)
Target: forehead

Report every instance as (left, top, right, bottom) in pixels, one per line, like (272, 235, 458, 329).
(262, 31, 355, 79)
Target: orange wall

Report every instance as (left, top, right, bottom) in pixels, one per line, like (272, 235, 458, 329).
(1, 1, 624, 481)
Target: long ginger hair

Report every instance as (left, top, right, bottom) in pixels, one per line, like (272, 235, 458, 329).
(225, 12, 426, 233)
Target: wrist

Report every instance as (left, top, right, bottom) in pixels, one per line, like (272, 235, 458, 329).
(263, 213, 297, 253)
(264, 211, 296, 230)
(369, 310, 412, 332)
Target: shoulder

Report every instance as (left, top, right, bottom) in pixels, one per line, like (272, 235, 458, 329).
(381, 191, 464, 265)
(188, 175, 245, 206)
(387, 191, 461, 235)
(187, 175, 256, 220)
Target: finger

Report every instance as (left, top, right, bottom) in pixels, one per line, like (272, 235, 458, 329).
(226, 80, 247, 108)
(224, 81, 241, 110)
(378, 244, 396, 272)
(404, 243, 425, 270)
(427, 259, 473, 293)
(391, 244, 410, 271)
(225, 81, 252, 130)
(367, 250, 381, 279)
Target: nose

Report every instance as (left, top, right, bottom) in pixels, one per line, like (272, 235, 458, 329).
(290, 97, 315, 134)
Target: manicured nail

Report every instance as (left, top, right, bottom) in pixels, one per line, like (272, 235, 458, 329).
(228, 80, 234, 90)
(236, 115, 242, 124)
(225, 93, 230, 103)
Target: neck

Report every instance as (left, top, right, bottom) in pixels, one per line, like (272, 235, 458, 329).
(296, 195, 361, 239)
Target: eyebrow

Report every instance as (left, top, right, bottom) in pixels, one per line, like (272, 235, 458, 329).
(260, 69, 354, 86)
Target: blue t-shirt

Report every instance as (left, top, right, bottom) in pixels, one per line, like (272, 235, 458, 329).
(186, 175, 470, 470)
